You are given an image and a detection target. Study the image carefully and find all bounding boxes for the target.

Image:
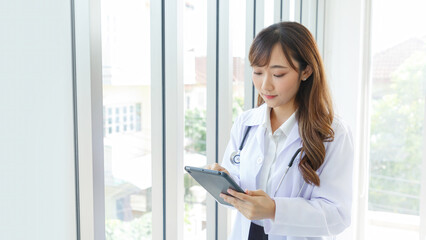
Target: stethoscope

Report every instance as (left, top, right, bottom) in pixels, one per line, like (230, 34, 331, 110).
(230, 126, 305, 197)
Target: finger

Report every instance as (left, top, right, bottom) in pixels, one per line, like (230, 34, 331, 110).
(220, 193, 242, 207)
(205, 164, 215, 170)
(246, 189, 267, 196)
(212, 164, 230, 174)
(211, 163, 223, 171)
(227, 189, 251, 201)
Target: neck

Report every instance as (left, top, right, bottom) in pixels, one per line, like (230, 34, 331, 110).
(270, 102, 296, 127)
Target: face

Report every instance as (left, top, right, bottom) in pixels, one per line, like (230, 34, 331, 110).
(252, 43, 310, 112)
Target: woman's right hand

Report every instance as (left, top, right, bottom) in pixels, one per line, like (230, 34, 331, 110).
(206, 163, 230, 176)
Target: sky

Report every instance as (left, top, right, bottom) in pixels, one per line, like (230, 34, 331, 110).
(371, 0, 426, 54)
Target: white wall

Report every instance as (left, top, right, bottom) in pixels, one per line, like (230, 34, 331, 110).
(323, 0, 365, 239)
(0, 1, 77, 239)
(324, 0, 363, 132)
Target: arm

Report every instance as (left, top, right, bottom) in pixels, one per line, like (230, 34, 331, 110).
(207, 114, 243, 185)
(206, 115, 247, 209)
(263, 122, 354, 237)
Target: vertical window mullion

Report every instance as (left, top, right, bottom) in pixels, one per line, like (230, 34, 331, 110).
(244, 0, 255, 110)
(206, 0, 219, 239)
(151, 0, 165, 239)
(254, 0, 265, 36)
(281, 0, 291, 22)
(420, 86, 426, 240)
(217, 0, 233, 239)
(356, 0, 372, 239)
(316, 0, 325, 57)
(293, 0, 301, 23)
(74, 0, 104, 238)
(164, 0, 184, 239)
(273, 0, 281, 23)
(300, 0, 317, 41)
(251, 0, 265, 108)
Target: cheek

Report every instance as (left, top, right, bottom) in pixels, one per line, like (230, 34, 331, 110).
(252, 76, 262, 89)
(276, 78, 300, 94)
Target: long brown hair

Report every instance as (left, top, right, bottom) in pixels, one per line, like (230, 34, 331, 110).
(249, 22, 334, 186)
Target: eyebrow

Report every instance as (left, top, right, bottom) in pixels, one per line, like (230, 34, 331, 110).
(269, 65, 289, 69)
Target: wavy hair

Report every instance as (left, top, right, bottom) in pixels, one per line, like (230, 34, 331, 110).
(249, 22, 334, 186)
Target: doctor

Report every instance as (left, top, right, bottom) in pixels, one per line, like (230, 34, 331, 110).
(207, 22, 354, 240)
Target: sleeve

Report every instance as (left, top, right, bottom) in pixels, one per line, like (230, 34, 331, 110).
(263, 122, 354, 237)
(218, 114, 250, 209)
(220, 114, 244, 187)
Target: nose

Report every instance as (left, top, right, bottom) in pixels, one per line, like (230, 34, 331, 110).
(261, 73, 274, 92)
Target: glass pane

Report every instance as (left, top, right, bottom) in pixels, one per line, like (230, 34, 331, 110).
(264, 0, 274, 28)
(101, 0, 152, 239)
(229, 0, 247, 234)
(367, 0, 426, 239)
(289, 0, 297, 22)
(231, 0, 246, 122)
(183, 1, 207, 239)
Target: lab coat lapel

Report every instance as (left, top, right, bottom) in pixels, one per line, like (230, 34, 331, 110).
(242, 103, 267, 159)
(255, 124, 266, 157)
(240, 125, 266, 190)
(280, 120, 301, 155)
(270, 122, 303, 196)
(240, 104, 266, 191)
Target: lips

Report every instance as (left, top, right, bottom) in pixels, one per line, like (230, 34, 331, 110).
(263, 94, 277, 99)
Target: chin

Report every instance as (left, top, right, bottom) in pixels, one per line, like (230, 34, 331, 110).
(264, 101, 278, 108)
(264, 99, 288, 109)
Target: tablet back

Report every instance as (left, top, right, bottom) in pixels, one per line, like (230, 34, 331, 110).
(185, 166, 244, 206)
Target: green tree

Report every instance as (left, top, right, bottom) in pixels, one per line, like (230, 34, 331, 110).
(369, 48, 426, 215)
(184, 97, 244, 154)
(184, 108, 207, 154)
(105, 212, 152, 240)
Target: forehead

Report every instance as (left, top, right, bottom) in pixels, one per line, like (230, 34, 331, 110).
(256, 43, 291, 68)
(271, 43, 292, 66)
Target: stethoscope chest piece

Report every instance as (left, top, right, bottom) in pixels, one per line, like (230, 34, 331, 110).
(229, 126, 252, 165)
(230, 150, 241, 165)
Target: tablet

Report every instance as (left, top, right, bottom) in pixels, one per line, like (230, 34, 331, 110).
(184, 166, 245, 206)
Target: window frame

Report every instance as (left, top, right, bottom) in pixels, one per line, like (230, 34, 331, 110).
(74, 0, 327, 239)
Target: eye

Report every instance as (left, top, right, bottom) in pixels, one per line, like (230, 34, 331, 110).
(273, 74, 285, 78)
(253, 72, 262, 75)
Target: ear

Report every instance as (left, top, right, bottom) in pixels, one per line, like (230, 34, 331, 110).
(301, 65, 313, 81)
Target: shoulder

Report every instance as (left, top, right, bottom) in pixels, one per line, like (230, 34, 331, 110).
(328, 115, 353, 148)
(234, 104, 266, 127)
(331, 115, 352, 138)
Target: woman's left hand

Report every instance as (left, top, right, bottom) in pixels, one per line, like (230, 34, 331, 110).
(220, 189, 276, 221)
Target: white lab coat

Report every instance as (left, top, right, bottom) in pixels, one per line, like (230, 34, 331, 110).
(221, 104, 354, 240)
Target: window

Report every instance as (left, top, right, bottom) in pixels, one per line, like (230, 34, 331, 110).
(230, 0, 246, 121)
(101, 0, 152, 239)
(367, 0, 426, 239)
(183, 1, 208, 239)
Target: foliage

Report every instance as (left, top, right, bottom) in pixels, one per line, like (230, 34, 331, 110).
(184, 97, 244, 154)
(233, 96, 244, 121)
(105, 212, 152, 240)
(368, 49, 426, 215)
(184, 108, 207, 154)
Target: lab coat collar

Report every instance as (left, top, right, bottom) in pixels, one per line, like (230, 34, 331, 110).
(243, 104, 267, 126)
(242, 103, 301, 157)
(282, 120, 301, 152)
(263, 106, 297, 138)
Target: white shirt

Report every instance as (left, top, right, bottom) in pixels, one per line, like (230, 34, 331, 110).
(254, 107, 297, 227)
(220, 103, 354, 240)
(259, 107, 297, 195)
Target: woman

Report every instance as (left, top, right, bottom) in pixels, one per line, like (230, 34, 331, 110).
(207, 22, 354, 240)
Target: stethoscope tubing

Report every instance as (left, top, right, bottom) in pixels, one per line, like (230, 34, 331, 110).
(273, 147, 302, 196)
(230, 126, 252, 165)
(230, 125, 304, 196)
